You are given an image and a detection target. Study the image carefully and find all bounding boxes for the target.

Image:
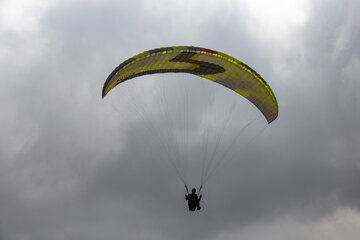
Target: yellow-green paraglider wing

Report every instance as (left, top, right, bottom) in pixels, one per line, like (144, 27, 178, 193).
(102, 46, 278, 123)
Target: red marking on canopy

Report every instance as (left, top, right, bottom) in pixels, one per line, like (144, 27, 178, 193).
(202, 48, 218, 54)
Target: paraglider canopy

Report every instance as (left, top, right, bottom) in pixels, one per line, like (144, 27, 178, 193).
(102, 46, 278, 123)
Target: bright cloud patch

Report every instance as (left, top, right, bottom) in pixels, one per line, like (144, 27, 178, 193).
(0, 0, 55, 34)
(219, 208, 360, 240)
(244, 0, 309, 41)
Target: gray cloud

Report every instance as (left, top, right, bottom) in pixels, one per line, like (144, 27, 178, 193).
(0, 0, 360, 239)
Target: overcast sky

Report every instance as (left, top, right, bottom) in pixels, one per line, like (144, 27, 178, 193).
(1, 0, 360, 239)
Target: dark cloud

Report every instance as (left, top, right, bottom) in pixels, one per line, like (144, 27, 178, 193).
(0, 0, 360, 239)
